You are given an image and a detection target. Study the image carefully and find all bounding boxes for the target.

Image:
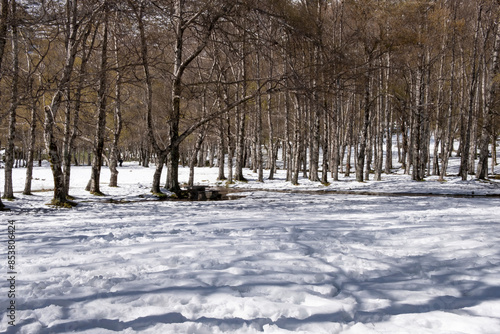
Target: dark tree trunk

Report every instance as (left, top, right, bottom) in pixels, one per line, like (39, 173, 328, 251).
(460, 5, 482, 180)
(234, 55, 247, 182)
(88, 4, 109, 195)
(440, 3, 458, 181)
(356, 74, 371, 182)
(217, 114, 226, 180)
(44, 107, 68, 205)
(152, 152, 166, 194)
(188, 130, 206, 186)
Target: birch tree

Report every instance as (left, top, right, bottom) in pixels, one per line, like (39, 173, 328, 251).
(44, 0, 99, 205)
(477, 2, 500, 179)
(109, 17, 123, 187)
(460, 3, 483, 180)
(3, 0, 19, 200)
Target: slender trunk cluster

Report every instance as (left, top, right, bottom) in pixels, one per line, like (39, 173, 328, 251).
(1, 0, 500, 207)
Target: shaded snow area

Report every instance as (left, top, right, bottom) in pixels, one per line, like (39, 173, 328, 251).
(1, 163, 500, 333)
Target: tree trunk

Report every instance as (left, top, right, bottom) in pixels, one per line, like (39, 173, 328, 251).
(375, 60, 385, 181)
(255, 45, 264, 182)
(3, 3, 18, 200)
(267, 92, 276, 180)
(226, 111, 234, 183)
(217, 112, 226, 180)
(356, 73, 371, 182)
(412, 62, 425, 181)
(234, 101, 247, 181)
(477, 15, 500, 179)
(44, 107, 67, 205)
(285, 91, 292, 182)
(188, 130, 206, 186)
(345, 99, 354, 177)
(24, 79, 37, 195)
(234, 33, 247, 182)
(459, 5, 482, 180)
(88, 4, 109, 195)
(321, 99, 329, 184)
(267, 52, 277, 180)
(440, 3, 458, 181)
(152, 152, 167, 194)
(291, 94, 303, 185)
(364, 123, 372, 181)
(331, 84, 342, 181)
(384, 54, 393, 175)
(109, 27, 123, 187)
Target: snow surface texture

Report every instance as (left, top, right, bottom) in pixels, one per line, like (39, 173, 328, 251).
(1, 158, 500, 333)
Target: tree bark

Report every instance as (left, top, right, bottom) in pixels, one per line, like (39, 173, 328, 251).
(384, 54, 393, 175)
(291, 94, 303, 185)
(412, 61, 425, 181)
(477, 13, 500, 179)
(188, 129, 206, 186)
(356, 72, 371, 182)
(440, 3, 458, 181)
(3, 1, 18, 200)
(109, 24, 123, 187)
(255, 44, 264, 182)
(226, 110, 234, 183)
(216, 98, 226, 180)
(234, 30, 248, 182)
(152, 152, 167, 194)
(88, 3, 109, 195)
(267, 86, 276, 180)
(460, 5, 482, 180)
(23, 78, 37, 195)
(44, 107, 68, 205)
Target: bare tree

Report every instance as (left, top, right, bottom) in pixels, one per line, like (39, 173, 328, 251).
(63, 21, 96, 196)
(44, 0, 99, 205)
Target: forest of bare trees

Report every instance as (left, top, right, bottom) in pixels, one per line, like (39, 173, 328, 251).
(1, 0, 499, 207)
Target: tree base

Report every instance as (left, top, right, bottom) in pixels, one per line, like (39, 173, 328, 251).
(152, 192, 169, 199)
(235, 177, 248, 183)
(48, 199, 78, 208)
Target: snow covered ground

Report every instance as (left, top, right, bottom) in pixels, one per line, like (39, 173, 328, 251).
(1, 157, 500, 333)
